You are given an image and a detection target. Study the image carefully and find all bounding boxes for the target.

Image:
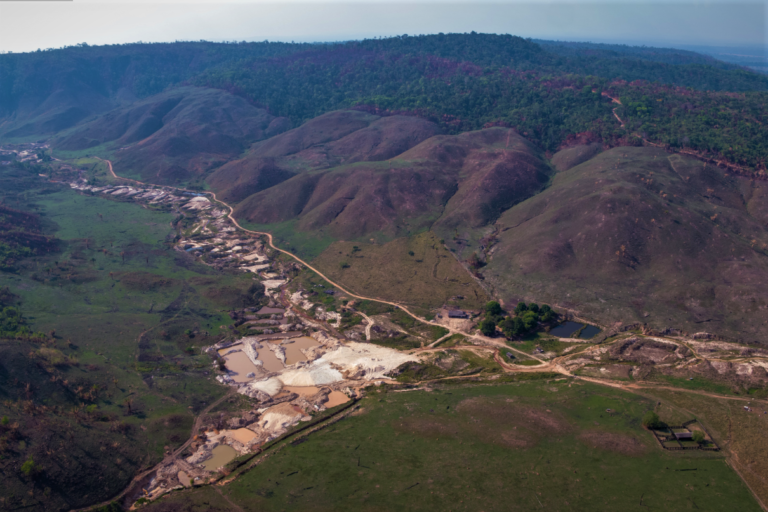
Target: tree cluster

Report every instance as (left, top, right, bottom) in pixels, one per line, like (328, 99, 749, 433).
(478, 300, 557, 338)
(2, 33, 767, 171)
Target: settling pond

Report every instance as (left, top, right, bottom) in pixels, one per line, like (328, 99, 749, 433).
(202, 444, 238, 471)
(550, 321, 601, 339)
(219, 337, 321, 381)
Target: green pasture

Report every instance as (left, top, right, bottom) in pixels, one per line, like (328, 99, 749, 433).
(150, 379, 760, 512)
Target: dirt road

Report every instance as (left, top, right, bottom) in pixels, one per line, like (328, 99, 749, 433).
(74, 388, 236, 511)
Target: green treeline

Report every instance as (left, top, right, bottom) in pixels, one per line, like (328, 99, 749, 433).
(2, 33, 768, 170)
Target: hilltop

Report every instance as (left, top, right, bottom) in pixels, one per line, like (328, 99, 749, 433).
(2, 34, 768, 173)
(54, 87, 282, 184)
(225, 118, 549, 250)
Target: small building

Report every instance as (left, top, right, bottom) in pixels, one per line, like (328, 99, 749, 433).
(674, 432, 693, 440)
(448, 310, 468, 319)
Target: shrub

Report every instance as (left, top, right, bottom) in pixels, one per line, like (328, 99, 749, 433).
(21, 456, 38, 477)
(642, 411, 661, 429)
(692, 430, 706, 444)
(479, 319, 496, 337)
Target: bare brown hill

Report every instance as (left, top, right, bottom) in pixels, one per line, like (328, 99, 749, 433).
(54, 87, 276, 184)
(229, 125, 550, 244)
(479, 146, 768, 342)
(206, 111, 441, 203)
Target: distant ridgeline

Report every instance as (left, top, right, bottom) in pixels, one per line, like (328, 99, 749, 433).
(1, 33, 767, 172)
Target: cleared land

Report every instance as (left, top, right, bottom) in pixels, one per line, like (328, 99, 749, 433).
(145, 379, 761, 512)
(312, 232, 489, 311)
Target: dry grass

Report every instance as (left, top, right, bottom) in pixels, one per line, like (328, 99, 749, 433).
(312, 231, 489, 310)
(646, 389, 768, 509)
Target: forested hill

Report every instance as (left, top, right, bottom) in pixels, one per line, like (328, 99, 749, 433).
(1, 33, 767, 172)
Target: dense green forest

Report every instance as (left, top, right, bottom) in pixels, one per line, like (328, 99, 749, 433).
(194, 38, 768, 170)
(1, 33, 767, 171)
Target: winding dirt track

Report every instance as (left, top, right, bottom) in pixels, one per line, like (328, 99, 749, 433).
(97, 157, 543, 364)
(79, 157, 768, 510)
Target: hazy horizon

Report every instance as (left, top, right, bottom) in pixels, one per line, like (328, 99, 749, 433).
(1, 1, 765, 55)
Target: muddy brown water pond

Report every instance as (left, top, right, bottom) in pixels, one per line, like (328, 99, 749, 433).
(282, 336, 319, 365)
(325, 391, 350, 407)
(258, 347, 284, 372)
(283, 385, 320, 397)
(202, 444, 238, 471)
(217, 348, 260, 383)
(230, 428, 257, 444)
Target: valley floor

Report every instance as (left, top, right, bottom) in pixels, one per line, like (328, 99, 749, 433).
(2, 149, 768, 511)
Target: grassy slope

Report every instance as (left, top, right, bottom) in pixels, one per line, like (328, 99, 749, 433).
(235, 125, 550, 259)
(480, 146, 768, 341)
(311, 231, 488, 311)
(53, 87, 275, 187)
(0, 170, 257, 510)
(145, 379, 760, 512)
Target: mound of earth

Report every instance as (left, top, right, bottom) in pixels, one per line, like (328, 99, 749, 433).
(478, 146, 768, 343)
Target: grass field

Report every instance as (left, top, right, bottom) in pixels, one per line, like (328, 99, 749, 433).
(0, 174, 258, 510)
(146, 379, 761, 512)
(312, 231, 489, 311)
(649, 388, 768, 508)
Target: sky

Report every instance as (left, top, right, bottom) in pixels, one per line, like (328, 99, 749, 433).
(0, 1, 765, 54)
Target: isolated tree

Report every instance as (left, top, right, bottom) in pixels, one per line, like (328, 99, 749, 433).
(479, 319, 496, 337)
(642, 411, 661, 429)
(692, 431, 705, 444)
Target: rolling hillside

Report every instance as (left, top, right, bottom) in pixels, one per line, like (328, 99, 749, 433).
(480, 146, 768, 341)
(55, 87, 281, 184)
(226, 120, 550, 247)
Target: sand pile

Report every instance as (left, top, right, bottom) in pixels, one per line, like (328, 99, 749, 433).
(239, 341, 417, 394)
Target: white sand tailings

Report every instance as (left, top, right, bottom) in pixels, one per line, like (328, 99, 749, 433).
(240, 342, 418, 395)
(258, 403, 305, 432)
(244, 376, 284, 396)
(263, 279, 287, 290)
